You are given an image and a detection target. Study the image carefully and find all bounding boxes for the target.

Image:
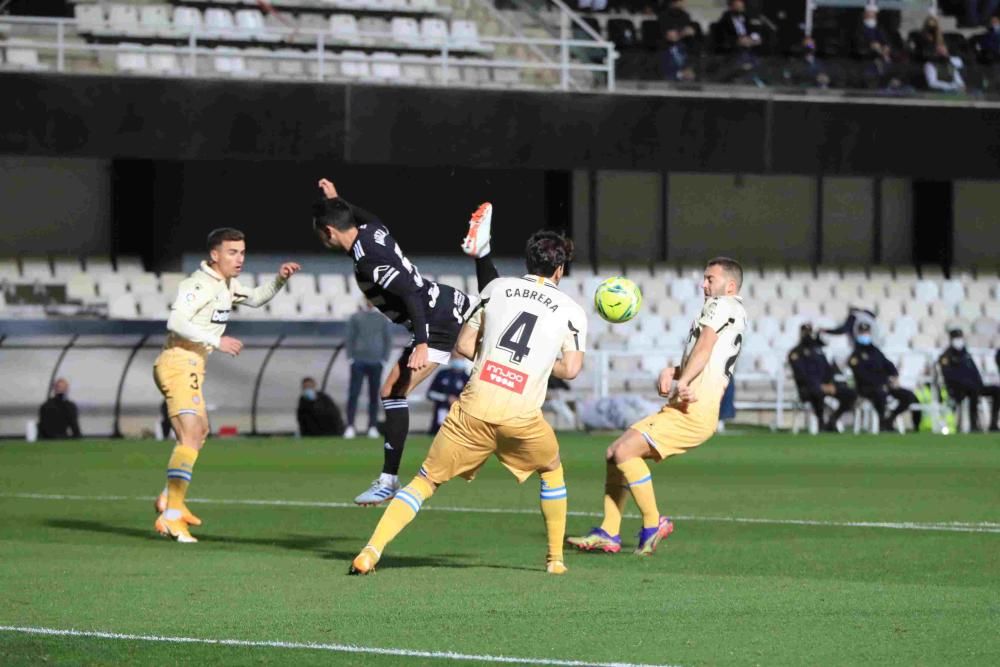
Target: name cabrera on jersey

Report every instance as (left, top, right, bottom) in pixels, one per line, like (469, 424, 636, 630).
(460, 276, 588, 425)
(350, 221, 468, 335)
(680, 295, 747, 401)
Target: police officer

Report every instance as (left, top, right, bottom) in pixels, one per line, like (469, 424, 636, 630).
(848, 322, 919, 432)
(938, 329, 1000, 432)
(425, 357, 470, 434)
(788, 324, 856, 431)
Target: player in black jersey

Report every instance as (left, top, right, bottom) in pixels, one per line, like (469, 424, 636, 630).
(313, 178, 476, 505)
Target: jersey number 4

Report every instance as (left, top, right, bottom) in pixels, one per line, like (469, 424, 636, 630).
(497, 311, 538, 364)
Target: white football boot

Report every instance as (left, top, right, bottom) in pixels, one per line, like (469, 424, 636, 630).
(353, 476, 400, 506)
(461, 202, 493, 258)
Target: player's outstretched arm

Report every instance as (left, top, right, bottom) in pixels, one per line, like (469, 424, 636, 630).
(455, 322, 478, 361)
(675, 327, 719, 403)
(552, 351, 584, 380)
(238, 262, 301, 308)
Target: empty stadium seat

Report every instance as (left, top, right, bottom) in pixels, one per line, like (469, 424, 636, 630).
(371, 51, 402, 79)
(273, 49, 307, 78)
(429, 59, 461, 84)
(173, 7, 202, 33)
(116, 256, 144, 274)
(401, 56, 431, 83)
(284, 273, 317, 297)
(298, 298, 330, 319)
(939, 280, 965, 304)
(462, 64, 491, 86)
(98, 274, 129, 298)
(66, 273, 97, 302)
(235, 9, 267, 37)
(137, 294, 169, 320)
(451, 20, 479, 46)
(204, 9, 236, 39)
(129, 274, 159, 296)
(149, 51, 183, 76)
(492, 67, 521, 86)
(891, 315, 919, 342)
(5, 46, 45, 70)
(116, 44, 149, 73)
(956, 301, 983, 321)
(340, 50, 372, 78)
(268, 298, 299, 319)
(108, 4, 140, 33)
(330, 15, 360, 43)
(317, 273, 347, 295)
(391, 17, 420, 44)
(20, 257, 51, 280)
(213, 48, 255, 78)
(85, 256, 114, 275)
(408, 0, 439, 10)
(914, 279, 940, 303)
(140, 5, 174, 37)
(159, 273, 185, 298)
(108, 293, 138, 319)
(420, 18, 449, 45)
(52, 257, 83, 279)
(74, 4, 106, 33)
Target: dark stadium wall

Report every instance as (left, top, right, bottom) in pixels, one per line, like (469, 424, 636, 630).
(952, 181, 1000, 268)
(117, 161, 559, 270)
(0, 156, 112, 256)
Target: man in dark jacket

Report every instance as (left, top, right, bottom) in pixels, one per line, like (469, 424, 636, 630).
(938, 329, 1000, 431)
(848, 323, 919, 432)
(426, 358, 470, 434)
(297, 377, 345, 437)
(788, 324, 856, 431)
(38, 377, 81, 439)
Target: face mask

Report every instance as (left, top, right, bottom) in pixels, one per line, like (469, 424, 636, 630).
(952, 338, 965, 350)
(302, 388, 317, 401)
(864, 18, 877, 28)
(856, 335, 872, 345)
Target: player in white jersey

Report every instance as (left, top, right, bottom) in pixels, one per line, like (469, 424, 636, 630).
(153, 227, 300, 542)
(351, 230, 587, 575)
(568, 257, 747, 556)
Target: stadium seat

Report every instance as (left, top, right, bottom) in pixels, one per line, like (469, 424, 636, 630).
(956, 301, 983, 321)
(84, 256, 114, 276)
(914, 280, 940, 303)
(328, 294, 358, 319)
(667, 315, 691, 336)
(52, 257, 82, 279)
(137, 294, 169, 320)
(159, 273, 185, 297)
(204, 9, 237, 39)
(74, 4, 106, 33)
(330, 15, 360, 43)
(492, 67, 522, 86)
(876, 300, 904, 321)
(0, 259, 20, 280)
(20, 257, 51, 280)
(371, 51, 402, 80)
(272, 49, 307, 78)
(909, 333, 935, 350)
(298, 298, 331, 319)
(268, 298, 299, 319)
(972, 316, 997, 338)
(108, 293, 138, 319)
(140, 5, 174, 38)
(5, 46, 45, 70)
(65, 274, 96, 303)
(98, 274, 129, 298)
(891, 315, 919, 342)
(129, 274, 158, 296)
(108, 4, 140, 34)
(939, 280, 965, 304)
(391, 17, 420, 44)
(779, 282, 805, 301)
(235, 9, 269, 39)
(754, 316, 781, 341)
(149, 51, 183, 76)
(340, 50, 372, 78)
(317, 273, 348, 295)
(451, 20, 479, 46)
(984, 300, 1000, 320)
(430, 59, 462, 84)
(116, 44, 149, 74)
(636, 313, 665, 334)
(173, 7, 202, 33)
(284, 273, 317, 297)
(213, 48, 256, 78)
(420, 18, 449, 45)
(409, 0, 439, 11)
(116, 256, 144, 274)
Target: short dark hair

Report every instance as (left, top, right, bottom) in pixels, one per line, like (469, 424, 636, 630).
(707, 256, 743, 289)
(525, 230, 574, 277)
(312, 198, 356, 233)
(207, 227, 245, 252)
(301, 377, 316, 386)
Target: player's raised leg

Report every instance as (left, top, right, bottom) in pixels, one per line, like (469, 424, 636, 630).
(461, 202, 501, 292)
(353, 355, 439, 506)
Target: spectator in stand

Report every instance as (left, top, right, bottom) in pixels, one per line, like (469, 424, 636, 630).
(960, 0, 1000, 28)
(344, 300, 393, 439)
(426, 357, 470, 434)
(788, 324, 856, 431)
(937, 329, 1000, 431)
(979, 15, 1000, 63)
(660, 0, 698, 42)
(848, 322, 920, 432)
(297, 377, 346, 437)
(38, 378, 81, 439)
(788, 37, 831, 88)
(660, 29, 697, 81)
(855, 5, 892, 59)
(912, 15, 945, 61)
(924, 43, 966, 91)
(714, 0, 765, 83)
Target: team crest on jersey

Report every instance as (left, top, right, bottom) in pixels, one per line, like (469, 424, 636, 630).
(373, 228, 388, 246)
(211, 309, 231, 323)
(480, 361, 528, 394)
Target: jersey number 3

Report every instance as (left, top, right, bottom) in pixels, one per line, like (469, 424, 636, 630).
(498, 311, 538, 364)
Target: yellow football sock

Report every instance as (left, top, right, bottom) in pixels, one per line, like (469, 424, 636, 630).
(539, 466, 567, 562)
(617, 458, 660, 529)
(367, 476, 436, 553)
(165, 444, 199, 513)
(599, 462, 629, 537)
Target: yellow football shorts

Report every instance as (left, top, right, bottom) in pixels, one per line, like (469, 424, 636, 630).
(154, 347, 207, 419)
(419, 403, 560, 485)
(630, 402, 719, 461)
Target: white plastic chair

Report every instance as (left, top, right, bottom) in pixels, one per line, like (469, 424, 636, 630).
(66, 273, 97, 302)
(173, 7, 203, 34)
(939, 280, 965, 304)
(115, 44, 149, 73)
(140, 5, 174, 37)
(450, 20, 479, 46)
(203, 9, 236, 39)
(914, 279, 940, 303)
(371, 51, 402, 80)
(108, 294, 139, 319)
(340, 50, 372, 78)
(149, 51, 182, 75)
(6, 47, 45, 70)
(391, 17, 420, 43)
(330, 15, 360, 43)
(108, 4, 140, 33)
(420, 18, 449, 45)
(74, 4, 106, 33)
(129, 273, 159, 296)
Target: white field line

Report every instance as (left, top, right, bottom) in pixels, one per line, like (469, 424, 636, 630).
(3, 492, 1000, 534)
(0, 625, 674, 667)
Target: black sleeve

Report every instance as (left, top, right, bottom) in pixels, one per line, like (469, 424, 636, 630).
(427, 372, 449, 402)
(340, 198, 382, 227)
(823, 316, 852, 336)
(882, 351, 899, 378)
(475, 256, 500, 293)
(357, 256, 429, 345)
(398, 292, 429, 345)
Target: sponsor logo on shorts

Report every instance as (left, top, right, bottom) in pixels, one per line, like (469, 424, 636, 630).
(192, 396, 201, 404)
(211, 309, 231, 323)
(479, 361, 528, 394)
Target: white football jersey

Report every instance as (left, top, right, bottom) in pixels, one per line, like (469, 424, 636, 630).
(679, 295, 747, 405)
(460, 275, 588, 425)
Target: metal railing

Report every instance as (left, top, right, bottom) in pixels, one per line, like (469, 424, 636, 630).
(0, 15, 617, 91)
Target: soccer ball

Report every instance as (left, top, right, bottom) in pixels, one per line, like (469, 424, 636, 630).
(594, 277, 642, 323)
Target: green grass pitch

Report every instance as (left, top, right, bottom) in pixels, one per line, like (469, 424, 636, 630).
(1, 431, 998, 666)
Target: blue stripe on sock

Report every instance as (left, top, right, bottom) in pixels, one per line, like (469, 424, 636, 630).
(628, 474, 652, 486)
(540, 484, 566, 493)
(540, 492, 567, 500)
(166, 469, 192, 480)
(395, 491, 421, 514)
